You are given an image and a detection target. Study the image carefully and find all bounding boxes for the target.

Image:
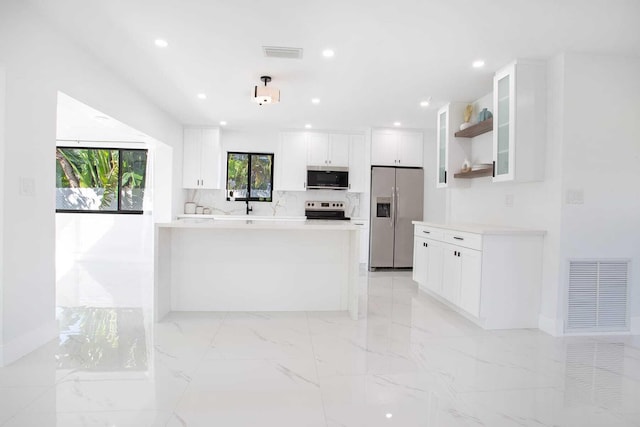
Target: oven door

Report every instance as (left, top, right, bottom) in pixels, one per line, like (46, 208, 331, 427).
(307, 167, 349, 190)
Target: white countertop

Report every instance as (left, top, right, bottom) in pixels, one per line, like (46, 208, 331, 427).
(159, 218, 359, 231)
(412, 221, 546, 236)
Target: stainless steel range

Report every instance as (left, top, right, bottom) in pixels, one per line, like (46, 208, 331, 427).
(305, 201, 350, 221)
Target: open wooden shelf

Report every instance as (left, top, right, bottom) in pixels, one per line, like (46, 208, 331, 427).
(453, 167, 493, 179)
(455, 118, 493, 138)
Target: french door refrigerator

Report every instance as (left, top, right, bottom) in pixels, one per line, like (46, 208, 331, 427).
(369, 166, 424, 269)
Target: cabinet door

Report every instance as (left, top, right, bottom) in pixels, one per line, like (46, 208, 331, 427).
(276, 132, 308, 191)
(307, 133, 329, 166)
(436, 107, 448, 188)
(426, 239, 444, 295)
(459, 248, 482, 317)
(398, 131, 423, 167)
(412, 237, 428, 286)
(348, 134, 366, 192)
(183, 128, 203, 188)
(441, 244, 461, 305)
(328, 133, 350, 167)
(351, 220, 369, 264)
(493, 64, 515, 182)
(200, 128, 222, 189)
(371, 130, 398, 166)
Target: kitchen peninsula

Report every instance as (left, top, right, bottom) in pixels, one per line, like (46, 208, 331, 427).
(154, 218, 361, 320)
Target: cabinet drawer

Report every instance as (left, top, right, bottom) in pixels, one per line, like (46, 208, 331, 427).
(414, 225, 444, 240)
(443, 231, 482, 250)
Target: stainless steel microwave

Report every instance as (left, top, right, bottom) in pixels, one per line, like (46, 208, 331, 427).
(307, 166, 349, 190)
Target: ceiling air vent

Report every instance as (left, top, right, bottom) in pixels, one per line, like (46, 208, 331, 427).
(263, 46, 303, 59)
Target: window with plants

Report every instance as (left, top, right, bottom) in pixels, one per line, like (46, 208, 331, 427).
(226, 152, 273, 202)
(56, 147, 148, 213)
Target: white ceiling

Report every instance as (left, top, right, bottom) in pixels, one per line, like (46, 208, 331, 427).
(32, 0, 640, 131)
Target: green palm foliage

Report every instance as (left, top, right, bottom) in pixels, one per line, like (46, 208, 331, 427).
(57, 148, 119, 208)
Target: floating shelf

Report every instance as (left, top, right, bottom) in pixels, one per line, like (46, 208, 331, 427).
(453, 168, 493, 179)
(455, 118, 493, 138)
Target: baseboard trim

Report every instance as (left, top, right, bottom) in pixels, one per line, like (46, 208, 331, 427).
(538, 314, 561, 337)
(1, 322, 57, 367)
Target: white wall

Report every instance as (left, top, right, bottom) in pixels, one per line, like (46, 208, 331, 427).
(558, 53, 640, 333)
(0, 1, 183, 365)
(0, 66, 5, 366)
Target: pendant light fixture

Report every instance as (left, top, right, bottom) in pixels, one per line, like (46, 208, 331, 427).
(253, 76, 280, 105)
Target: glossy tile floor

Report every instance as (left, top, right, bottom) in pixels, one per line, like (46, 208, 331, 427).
(2, 271, 640, 426)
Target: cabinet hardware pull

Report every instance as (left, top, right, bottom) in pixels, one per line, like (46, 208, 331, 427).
(492, 161, 496, 178)
(422, 231, 430, 234)
(444, 170, 447, 184)
(303, 182, 306, 188)
(453, 236, 464, 240)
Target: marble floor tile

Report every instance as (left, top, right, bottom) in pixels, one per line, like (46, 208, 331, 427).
(2, 270, 639, 426)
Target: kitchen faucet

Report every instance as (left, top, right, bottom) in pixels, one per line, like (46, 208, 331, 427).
(246, 200, 253, 215)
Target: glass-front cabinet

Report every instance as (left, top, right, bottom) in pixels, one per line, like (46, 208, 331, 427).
(493, 64, 515, 181)
(436, 107, 448, 188)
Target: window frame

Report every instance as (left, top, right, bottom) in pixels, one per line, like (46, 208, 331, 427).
(55, 146, 149, 215)
(225, 151, 274, 202)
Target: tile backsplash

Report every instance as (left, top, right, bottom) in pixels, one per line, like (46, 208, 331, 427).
(184, 189, 362, 218)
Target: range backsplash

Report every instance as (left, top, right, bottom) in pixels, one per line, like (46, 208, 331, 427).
(184, 189, 362, 218)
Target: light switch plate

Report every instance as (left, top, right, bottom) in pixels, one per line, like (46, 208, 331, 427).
(566, 189, 584, 205)
(19, 177, 35, 197)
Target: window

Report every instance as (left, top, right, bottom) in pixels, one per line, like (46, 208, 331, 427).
(56, 147, 148, 213)
(226, 152, 273, 202)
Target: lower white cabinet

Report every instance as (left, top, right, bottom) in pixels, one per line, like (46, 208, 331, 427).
(412, 222, 544, 330)
(351, 219, 370, 264)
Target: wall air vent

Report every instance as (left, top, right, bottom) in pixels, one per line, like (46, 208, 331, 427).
(566, 260, 629, 333)
(262, 46, 303, 59)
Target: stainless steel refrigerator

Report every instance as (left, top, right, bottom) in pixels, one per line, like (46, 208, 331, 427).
(369, 167, 424, 269)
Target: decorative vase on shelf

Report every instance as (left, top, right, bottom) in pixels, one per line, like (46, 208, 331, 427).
(478, 108, 493, 122)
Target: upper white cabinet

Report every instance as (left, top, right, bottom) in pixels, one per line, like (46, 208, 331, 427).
(307, 133, 349, 167)
(436, 103, 471, 189)
(183, 127, 222, 189)
(492, 60, 546, 182)
(348, 134, 367, 192)
(275, 132, 308, 191)
(371, 129, 423, 167)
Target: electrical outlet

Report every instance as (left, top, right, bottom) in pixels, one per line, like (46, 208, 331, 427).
(505, 194, 514, 207)
(19, 177, 35, 197)
(566, 189, 584, 205)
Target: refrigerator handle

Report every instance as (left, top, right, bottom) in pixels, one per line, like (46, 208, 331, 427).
(390, 186, 395, 227)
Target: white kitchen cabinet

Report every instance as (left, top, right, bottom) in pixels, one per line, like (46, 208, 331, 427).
(436, 103, 470, 188)
(348, 134, 366, 192)
(275, 132, 308, 191)
(351, 219, 370, 264)
(412, 237, 428, 285)
(492, 60, 546, 183)
(459, 248, 482, 317)
(412, 222, 544, 330)
(371, 129, 423, 167)
(183, 127, 222, 189)
(307, 133, 349, 167)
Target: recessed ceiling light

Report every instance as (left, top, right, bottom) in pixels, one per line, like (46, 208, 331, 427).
(472, 60, 485, 68)
(305, 124, 312, 129)
(197, 93, 207, 100)
(322, 49, 335, 58)
(219, 121, 227, 126)
(420, 100, 430, 107)
(385, 413, 393, 419)
(154, 39, 168, 48)
(393, 121, 401, 127)
(311, 98, 320, 104)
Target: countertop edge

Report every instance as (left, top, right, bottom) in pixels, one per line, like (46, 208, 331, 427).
(412, 221, 547, 236)
(157, 219, 360, 231)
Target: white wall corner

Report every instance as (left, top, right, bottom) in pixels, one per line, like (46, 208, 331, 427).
(538, 314, 562, 337)
(631, 316, 640, 335)
(1, 321, 57, 366)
